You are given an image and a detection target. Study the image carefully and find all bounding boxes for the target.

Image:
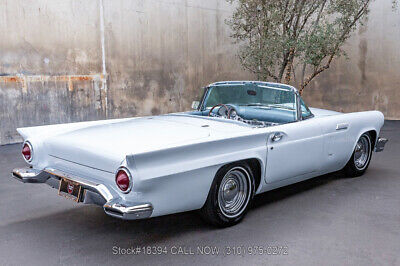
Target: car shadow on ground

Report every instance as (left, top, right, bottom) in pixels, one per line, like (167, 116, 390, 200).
(251, 170, 345, 209)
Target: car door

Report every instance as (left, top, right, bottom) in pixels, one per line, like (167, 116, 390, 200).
(265, 119, 324, 183)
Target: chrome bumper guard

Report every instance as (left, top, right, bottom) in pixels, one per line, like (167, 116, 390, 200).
(375, 137, 388, 152)
(11, 167, 153, 220)
(12, 168, 49, 183)
(103, 199, 153, 220)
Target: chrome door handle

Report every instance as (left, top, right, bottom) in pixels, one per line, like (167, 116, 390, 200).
(271, 132, 284, 142)
(336, 123, 349, 130)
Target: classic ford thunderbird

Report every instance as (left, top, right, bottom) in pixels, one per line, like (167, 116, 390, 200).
(12, 81, 387, 227)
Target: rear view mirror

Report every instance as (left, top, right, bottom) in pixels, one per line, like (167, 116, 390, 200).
(191, 101, 200, 110)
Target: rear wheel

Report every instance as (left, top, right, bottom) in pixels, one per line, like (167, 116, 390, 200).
(343, 133, 373, 177)
(200, 162, 255, 227)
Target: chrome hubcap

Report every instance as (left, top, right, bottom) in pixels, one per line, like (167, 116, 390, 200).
(354, 135, 371, 170)
(218, 167, 251, 218)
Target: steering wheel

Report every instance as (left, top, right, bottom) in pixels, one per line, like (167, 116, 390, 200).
(208, 104, 231, 119)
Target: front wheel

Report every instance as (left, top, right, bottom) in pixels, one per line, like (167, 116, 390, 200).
(343, 132, 373, 177)
(200, 162, 255, 227)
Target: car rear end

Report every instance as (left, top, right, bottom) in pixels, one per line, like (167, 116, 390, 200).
(13, 141, 153, 220)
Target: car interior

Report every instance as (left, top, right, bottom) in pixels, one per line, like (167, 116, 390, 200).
(186, 83, 313, 126)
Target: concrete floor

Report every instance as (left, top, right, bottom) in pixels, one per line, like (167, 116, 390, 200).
(0, 121, 399, 266)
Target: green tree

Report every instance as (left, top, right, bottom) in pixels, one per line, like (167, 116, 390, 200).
(227, 0, 396, 94)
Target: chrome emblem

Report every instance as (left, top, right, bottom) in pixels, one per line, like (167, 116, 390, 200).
(67, 183, 74, 194)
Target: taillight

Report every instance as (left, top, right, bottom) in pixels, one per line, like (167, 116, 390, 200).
(22, 142, 33, 162)
(115, 168, 132, 193)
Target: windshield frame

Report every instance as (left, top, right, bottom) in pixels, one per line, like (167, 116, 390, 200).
(197, 82, 310, 122)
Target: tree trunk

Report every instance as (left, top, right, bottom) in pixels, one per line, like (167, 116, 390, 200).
(285, 48, 295, 84)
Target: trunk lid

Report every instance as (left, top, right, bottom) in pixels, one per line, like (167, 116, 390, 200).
(44, 115, 214, 172)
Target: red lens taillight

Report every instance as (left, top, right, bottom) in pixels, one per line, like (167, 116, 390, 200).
(22, 143, 32, 162)
(115, 169, 131, 193)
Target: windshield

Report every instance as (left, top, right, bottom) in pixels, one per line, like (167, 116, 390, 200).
(203, 83, 296, 111)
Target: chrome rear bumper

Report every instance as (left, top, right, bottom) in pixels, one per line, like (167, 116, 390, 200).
(12, 167, 153, 220)
(375, 137, 388, 152)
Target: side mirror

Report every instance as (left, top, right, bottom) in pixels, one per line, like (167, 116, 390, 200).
(191, 101, 200, 110)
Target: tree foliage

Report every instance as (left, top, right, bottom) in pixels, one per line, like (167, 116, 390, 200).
(227, 0, 394, 94)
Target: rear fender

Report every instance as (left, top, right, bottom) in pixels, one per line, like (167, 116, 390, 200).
(125, 133, 267, 216)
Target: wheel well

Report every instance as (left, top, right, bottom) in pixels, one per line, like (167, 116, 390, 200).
(243, 158, 262, 192)
(213, 159, 262, 197)
(367, 130, 377, 147)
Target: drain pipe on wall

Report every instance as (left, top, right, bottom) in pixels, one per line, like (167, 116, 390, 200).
(99, 0, 108, 118)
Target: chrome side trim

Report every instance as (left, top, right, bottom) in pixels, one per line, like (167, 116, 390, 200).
(336, 123, 349, 130)
(375, 137, 388, 152)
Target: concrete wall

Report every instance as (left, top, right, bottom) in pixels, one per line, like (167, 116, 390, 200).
(102, 0, 248, 118)
(0, 0, 248, 144)
(0, 0, 106, 144)
(0, 0, 398, 145)
(302, 1, 400, 120)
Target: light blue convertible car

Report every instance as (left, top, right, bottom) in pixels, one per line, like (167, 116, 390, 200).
(13, 81, 387, 227)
